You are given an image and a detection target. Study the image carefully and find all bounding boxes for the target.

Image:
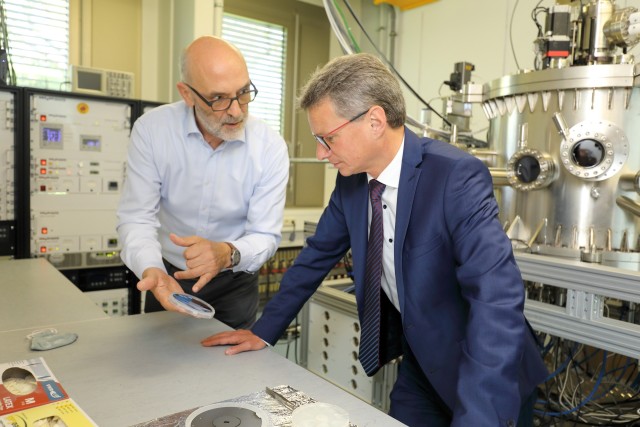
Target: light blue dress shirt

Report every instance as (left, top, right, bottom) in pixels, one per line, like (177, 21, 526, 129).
(117, 101, 289, 280)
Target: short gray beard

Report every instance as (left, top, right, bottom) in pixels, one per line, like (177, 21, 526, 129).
(195, 104, 246, 142)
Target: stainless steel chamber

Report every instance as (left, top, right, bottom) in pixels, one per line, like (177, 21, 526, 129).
(483, 0, 640, 270)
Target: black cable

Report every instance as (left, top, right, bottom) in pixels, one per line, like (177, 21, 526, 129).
(340, 0, 452, 127)
(622, 359, 639, 387)
(532, 7, 547, 38)
(509, 0, 522, 70)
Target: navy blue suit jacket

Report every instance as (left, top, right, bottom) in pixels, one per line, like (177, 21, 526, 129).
(252, 128, 547, 425)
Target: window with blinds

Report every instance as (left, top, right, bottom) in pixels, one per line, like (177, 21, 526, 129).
(222, 14, 286, 135)
(2, 0, 69, 89)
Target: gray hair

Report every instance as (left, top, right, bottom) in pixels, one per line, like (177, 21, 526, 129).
(298, 53, 406, 128)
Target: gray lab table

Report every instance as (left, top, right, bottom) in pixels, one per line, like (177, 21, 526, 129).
(0, 257, 405, 427)
(0, 258, 108, 332)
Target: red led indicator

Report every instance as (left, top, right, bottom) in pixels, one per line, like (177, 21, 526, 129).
(40, 185, 46, 191)
(40, 159, 47, 166)
(40, 246, 47, 253)
(41, 228, 48, 235)
(40, 168, 47, 175)
(39, 115, 47, 122)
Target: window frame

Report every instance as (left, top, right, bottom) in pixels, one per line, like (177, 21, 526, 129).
(222, 13, 287, 136)
(2, 0, 70, 89)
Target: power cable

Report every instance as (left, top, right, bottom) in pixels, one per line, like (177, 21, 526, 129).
(509, 0, 522, 70)
(338, 0, 452, 127)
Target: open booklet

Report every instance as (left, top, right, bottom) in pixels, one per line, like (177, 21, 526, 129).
(0, 357, 97, 426)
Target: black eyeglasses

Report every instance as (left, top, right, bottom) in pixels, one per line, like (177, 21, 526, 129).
(184, 81, 258, 111)
(313, 109, 369, 151)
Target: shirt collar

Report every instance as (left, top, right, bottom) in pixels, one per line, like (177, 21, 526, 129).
(367, 136, 405, 189)
(185, 104, 201, 136)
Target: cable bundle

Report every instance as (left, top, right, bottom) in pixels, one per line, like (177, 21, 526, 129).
(535, 336, 640, 426)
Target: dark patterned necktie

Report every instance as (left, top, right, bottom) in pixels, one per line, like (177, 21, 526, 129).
(359, 179, 386, 376)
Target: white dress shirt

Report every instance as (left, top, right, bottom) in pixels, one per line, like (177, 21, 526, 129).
(367, 139, 404, 312)
(117, 101, 289, 279)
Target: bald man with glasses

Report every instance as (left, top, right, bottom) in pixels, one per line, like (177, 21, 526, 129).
(117, 36, 289, 329)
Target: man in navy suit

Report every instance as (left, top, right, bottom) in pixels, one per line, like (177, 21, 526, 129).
(202, 53, 548, 426)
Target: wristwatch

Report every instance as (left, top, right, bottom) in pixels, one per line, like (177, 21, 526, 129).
(226, 242, 241, 268)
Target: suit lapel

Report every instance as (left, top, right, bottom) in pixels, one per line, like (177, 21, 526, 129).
(351, 173, 370, 310)
(395, 128, 423, 314)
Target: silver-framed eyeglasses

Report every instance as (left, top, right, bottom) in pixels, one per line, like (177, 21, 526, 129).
(185, 81, 258, 111)
(313, 109, 369, 151)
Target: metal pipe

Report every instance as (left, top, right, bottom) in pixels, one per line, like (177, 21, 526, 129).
(322, 0, 357, 55)
(450, 123, 458, 145)
(616, 195, 640, 217)
(489, 168, 509, 187)
(552, 112, 570, 140)
(618, 171, 640, 193)
(528, 218, 547, 248)
(387, 4, 396, 65)
(471, 150, 499, 168)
